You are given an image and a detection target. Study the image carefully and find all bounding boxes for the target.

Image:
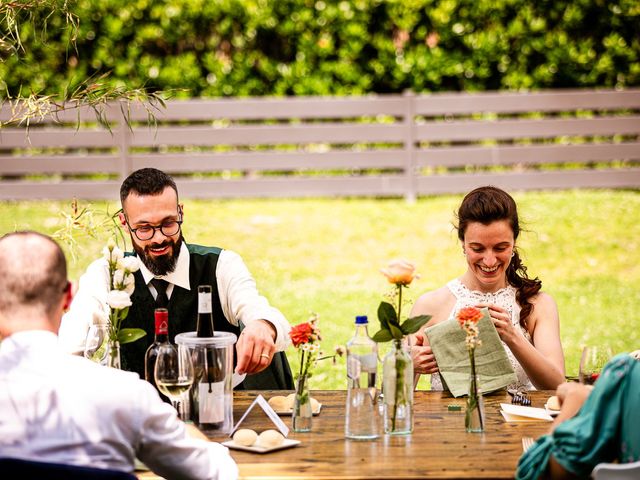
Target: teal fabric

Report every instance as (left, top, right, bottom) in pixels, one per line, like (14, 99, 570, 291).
(424, 307, 517, 397)
(516, 354, 640, 480)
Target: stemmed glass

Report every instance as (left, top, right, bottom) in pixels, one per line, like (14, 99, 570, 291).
(155, 343, 194, 419)
(579, 346, 612, 385)
(84, 324, 110, 364)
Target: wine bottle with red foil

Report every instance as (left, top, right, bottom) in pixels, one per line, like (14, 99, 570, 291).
(145, 308, 170, 402)
(194, 285, 224, 429)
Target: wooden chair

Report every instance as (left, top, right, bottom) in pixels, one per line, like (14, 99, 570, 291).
(0, 457, 137, 479)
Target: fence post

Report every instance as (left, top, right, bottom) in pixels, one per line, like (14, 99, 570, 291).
(115, 101, 132, 184)
(403, 90, 417, 203)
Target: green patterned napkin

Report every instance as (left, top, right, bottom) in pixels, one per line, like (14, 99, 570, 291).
(424, 308, 517, 397)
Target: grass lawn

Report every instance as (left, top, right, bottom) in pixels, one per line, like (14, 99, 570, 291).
(1, 189, 638, 390)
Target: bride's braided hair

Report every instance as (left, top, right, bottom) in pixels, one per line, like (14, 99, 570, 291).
(455, 186, 541, 329)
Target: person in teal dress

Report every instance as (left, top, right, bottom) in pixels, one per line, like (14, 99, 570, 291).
(516, 353, 640, 479)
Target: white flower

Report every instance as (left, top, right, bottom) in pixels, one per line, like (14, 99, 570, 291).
(112, 268, 132, 287)
(103, 244, 124, 264)
(106, 290, 132, 310)
(117, 256, 140, 273)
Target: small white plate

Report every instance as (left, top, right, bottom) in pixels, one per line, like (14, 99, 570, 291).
(222, 438, 301, 454)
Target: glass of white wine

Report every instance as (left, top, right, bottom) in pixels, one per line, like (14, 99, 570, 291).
(155, 343, 194, 419)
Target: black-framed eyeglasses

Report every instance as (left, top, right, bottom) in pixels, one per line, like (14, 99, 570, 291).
(125, 215, 183, 241)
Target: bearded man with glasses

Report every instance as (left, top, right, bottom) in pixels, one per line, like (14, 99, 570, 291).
(60, 168, 293, 390)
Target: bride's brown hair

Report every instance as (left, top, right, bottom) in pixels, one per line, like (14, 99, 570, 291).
(455, 186, 541, 329)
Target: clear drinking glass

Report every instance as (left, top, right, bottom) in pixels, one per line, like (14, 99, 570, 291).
(155, 343, 195, 418)
(579, 346, 612, 385)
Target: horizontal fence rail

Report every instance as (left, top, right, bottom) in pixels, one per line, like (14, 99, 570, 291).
(1, 89, 639, 200)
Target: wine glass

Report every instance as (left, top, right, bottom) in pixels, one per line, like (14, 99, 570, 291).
(579, 346, 613, 385)
(155, 343, 194, 419)
(84, 324, 110, 364)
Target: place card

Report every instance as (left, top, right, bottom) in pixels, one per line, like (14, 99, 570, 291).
(500, 403, 553, 422)
(230, 394, 290, 437)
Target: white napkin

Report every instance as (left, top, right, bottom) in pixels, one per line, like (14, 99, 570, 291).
(233, 372, 246, 388)
(500, 403, 553, 422)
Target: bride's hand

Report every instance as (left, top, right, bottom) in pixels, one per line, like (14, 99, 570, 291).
(476, 303, 519, 346)
(410, 330, 439, 374)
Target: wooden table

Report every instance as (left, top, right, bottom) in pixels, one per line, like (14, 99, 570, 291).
(143, 390, 554, 479)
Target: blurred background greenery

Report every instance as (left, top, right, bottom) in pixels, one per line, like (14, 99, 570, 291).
(1, 189, 638, 389)
(1, 0, 638, 99)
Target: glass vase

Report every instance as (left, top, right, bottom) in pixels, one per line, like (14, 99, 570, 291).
(382, 338, 413, 435)
(292, 376, 312, 432)
(465, 352, 484, 433)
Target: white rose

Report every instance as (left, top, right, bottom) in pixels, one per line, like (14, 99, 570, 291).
(103, 244, 124, 264)
(106, 290, 132, 310)
(117, 256, 140, 273)
(112, 270, 135, 295)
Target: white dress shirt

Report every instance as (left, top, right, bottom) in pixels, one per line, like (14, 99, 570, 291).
(59, 243, 291, 354)
(0, 331, 238, 479)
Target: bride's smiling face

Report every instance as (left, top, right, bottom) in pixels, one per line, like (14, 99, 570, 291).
(462, 220, 515, 292)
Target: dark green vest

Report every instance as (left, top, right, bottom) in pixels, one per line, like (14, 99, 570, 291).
(120, 243, 292, 390)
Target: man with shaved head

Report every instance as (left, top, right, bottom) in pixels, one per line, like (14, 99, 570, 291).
(0, 231, 237, 479)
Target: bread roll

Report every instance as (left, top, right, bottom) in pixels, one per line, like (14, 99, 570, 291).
(547, 395, 561, 411)
(233, 428, 258, 447)
(285, 393, 295, 410)
(310, 397, 320, 413)
(257, 429, 285, 448)
(268, 395, 289, 411)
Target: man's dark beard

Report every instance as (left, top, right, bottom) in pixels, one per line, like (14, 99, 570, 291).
(132, 235, 183, 276)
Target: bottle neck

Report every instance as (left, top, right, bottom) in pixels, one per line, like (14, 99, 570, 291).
(354, 323, 370, 337)
(154, 309, 169, 342)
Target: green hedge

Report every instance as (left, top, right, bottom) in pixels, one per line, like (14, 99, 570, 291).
(1, 0, 639, 98)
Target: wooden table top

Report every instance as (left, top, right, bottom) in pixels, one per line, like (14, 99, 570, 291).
(142, 389, 554, 480)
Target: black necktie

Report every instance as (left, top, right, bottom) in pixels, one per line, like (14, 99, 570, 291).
(151, 279, 169, 308)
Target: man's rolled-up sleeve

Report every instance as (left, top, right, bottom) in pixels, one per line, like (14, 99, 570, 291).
(216, 249, 291, 351)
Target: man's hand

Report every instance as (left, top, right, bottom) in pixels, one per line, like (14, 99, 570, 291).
(235, 320, 277, 375)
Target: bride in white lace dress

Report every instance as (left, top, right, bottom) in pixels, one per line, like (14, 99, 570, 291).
(410, 186, 565, 391)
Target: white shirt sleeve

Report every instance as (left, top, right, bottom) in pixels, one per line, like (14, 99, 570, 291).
(216, 250, 291, 351)
(58, 257, 111, 354)
(135, 382, 238, 480)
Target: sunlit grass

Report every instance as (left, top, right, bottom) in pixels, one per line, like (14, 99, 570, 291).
(1, 189, 638, 390)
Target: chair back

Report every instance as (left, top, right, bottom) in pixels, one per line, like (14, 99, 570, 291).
(0, 457, 137, 479)
(592, 460, 640, 480)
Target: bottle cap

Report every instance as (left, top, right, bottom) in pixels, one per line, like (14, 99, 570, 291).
(355, 315, 368, 324)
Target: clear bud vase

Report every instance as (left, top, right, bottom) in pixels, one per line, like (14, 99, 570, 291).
(292, 376, 312, 432)
(382, 338, 413, 435)
(107, 339, 121, 369)
(465, 352, 484, 433)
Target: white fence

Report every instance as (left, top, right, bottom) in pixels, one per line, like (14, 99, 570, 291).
(1, 89, 639, 200)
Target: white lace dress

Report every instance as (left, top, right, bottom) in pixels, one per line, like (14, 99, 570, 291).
(429, 279, 534, 391)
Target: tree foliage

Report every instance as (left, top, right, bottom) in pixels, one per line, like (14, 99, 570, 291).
(1, 0, 639, 100)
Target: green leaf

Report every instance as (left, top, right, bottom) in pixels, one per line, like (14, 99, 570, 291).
(372, 329, 393, 342)
(400, 315, 432, 335)
(389, 323, 404, 340)
(377, 301, 398, 328)
(117, 328, 146, 344)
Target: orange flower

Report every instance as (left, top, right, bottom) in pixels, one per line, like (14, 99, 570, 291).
(456, 307, 483, 327)
(381, 259, 419, 286)
(289, 322, 315, 347)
